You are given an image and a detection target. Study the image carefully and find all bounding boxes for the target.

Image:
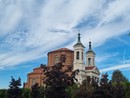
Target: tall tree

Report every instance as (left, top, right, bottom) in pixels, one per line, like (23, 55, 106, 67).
(99, 73, 126, 98)
(97, 73, 114, 98)
(30, 83, 39, 98)
(42, 55, 79, 98)
(7, 76, 22, 98)
(30, 83, 44, 98)
(38, 86, 45, 98)
(112, 70, 128, 83)
(22, 88, 30, 98)
(124, 82, 130, 98)
(74, 76, 96, 98)
(0, 89, 7, 98)
(113, 82, 126, 98)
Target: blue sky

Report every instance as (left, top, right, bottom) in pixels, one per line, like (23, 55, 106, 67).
(0, 0, 130, 89)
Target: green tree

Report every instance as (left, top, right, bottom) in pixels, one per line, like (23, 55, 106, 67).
(39, 86, 45, 98)
(30, 83, 44, 98)
(22, 88, 30, 98)
(98, 73, 113, 98)
(74, 76, 98, 98)
(30, 83, 39, 98)
(0, 89, 7, 98)
(113, 82, 126, 98)
(66, 83, 78, 98)
(112, 70, 128, 83)
(7, 76, 22, 98)
(42, 55, 79, 98)
(124, 82, 130, 98)
(99, 73, 126, 98)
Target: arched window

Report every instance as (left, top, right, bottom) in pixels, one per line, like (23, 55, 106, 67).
(88, 58, 91, 65)
(76, 51, 79, 60)
(55, 55, 59, 63)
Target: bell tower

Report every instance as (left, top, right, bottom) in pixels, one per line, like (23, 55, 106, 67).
(86, 41, 95, 66)
(73, 33, 85, 70)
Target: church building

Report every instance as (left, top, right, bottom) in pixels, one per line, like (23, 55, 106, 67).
(24, 33, 100, 88)
(73, 33, 100, 83)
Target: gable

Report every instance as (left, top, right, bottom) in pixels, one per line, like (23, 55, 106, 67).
(93, 67, 100, 75)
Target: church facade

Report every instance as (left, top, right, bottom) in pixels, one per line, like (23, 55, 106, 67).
(73, 33, 100, 83)
(24, 34, 100, 88)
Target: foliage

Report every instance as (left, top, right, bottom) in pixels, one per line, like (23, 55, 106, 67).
(22, 88, 30, 98)
(42, 55, 79, 98)
(112, 70, 128, 83)
(113, 82, 126, 98)
(74, 73, 127, 98)
(30, 83, 44, 98)
(38, 86, 45, 98)
(124, 82, 130, 98)
(98, 73, 126, 98)
(30, 83, 39, 98)
(0, 89, 7, 98)
(74, 76, 98, 98)
(7, 76, 22, 98)
(66, 83, 78, 98)
(98, 73, 114, 98)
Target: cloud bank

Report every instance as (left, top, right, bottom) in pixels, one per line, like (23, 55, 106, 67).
(0, 0, 130, 70)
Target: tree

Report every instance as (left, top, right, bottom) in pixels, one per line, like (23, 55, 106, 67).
(30, 83, 44, 98)
(113, 82, 126, 98)
(30, 83, 39, 98)
(112, 70, 128, 83)
(124, 82, 130, 98)
(38, 86, 45, 98)
(74, 76, 96, 98)
(99, 73, 126, 98)
(0, 89, 7, 98)
(42, 55, 79, 98)
(7, 76, 22, 98)
(22, 88, 30, 98)
(98, 73, 114, 98)
(66, 83, 78, 98)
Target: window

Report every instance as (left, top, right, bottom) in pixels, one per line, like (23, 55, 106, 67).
(76, 51, 79, 60)
(55, 55, 59, 64)
(88, 58, 91, 65)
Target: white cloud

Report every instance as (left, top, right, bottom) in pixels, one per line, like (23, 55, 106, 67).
(0, 0, 130, 69)
(98, 0, 130, 26)
(100, 64, 130, 73)
(0, 0, 22, 35)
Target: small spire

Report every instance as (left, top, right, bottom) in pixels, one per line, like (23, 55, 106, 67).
(78, 33, 81, 43)
(74, 33, 85, 48)
(86, 40, 95, 55)
(89, 41, 92, 49)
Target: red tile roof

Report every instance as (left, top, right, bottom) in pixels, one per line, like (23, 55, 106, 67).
(85, 66, 95, 70)
(48, 48, 73, 54)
